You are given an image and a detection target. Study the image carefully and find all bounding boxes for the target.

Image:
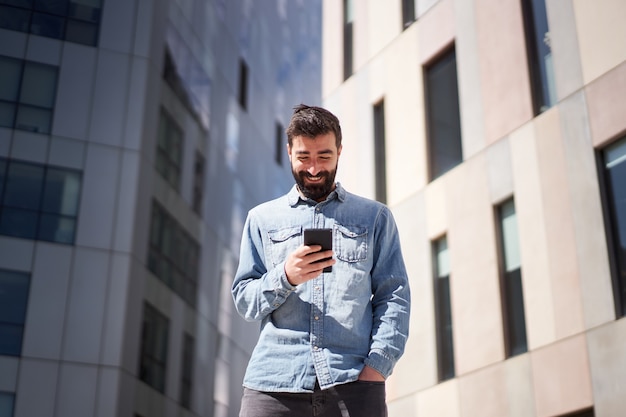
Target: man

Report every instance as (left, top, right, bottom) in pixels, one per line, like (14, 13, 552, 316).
(232, 105, 410, 417)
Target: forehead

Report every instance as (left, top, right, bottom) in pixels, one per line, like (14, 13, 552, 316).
(290, 132, 338, 153)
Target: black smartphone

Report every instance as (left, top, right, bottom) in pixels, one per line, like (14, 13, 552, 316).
(303, 228, 333, 273)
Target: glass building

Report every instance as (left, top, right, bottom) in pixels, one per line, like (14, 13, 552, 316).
(0, 1, 321, 416)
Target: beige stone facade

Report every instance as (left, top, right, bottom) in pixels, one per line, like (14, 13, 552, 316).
(322, 0, 626, 416)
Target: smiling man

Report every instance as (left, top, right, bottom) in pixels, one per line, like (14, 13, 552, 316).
(232, 104, 411, 417)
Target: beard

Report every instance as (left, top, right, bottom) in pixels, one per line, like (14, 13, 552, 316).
(292, 167, 337, 202)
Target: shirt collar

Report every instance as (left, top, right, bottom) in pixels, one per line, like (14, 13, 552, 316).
(288, 182, 346, 206)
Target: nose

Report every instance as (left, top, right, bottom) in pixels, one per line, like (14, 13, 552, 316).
(307, 162, 321, 176)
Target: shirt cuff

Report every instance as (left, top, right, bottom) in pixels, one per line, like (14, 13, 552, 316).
(364, 349, 395, 379)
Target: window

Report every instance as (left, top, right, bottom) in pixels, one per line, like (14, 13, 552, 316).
(521, 0, 557, 114)
(402, 0, 416, 29)
(147, 201, 200, 308)
(0, 0, 102, 46)
(599, 136, 626, 317)
(139, 303, 169, 393)
(0, 158, 81, 244)
(156, 108, 183, 192)
(238, 58, 248, 110)
(561, 408, 595, 417)
(343, 0, 354, 80)
(0, 392, 15, 417)
(192, 151, 205, 216)
(497, 198, 527, 356)
(0, 269, 30, 357)
(373, 100, 387, 204)
(275, 121, 284, 166)
(425, 47, 463, 181)
(179, 333, 194, 409)
(0, 56, 59, 134)
(433, 236, 455, 381)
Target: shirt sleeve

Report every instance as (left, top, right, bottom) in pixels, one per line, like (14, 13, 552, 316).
(364, 207, 411, 378)
(231, 211, 297, 322)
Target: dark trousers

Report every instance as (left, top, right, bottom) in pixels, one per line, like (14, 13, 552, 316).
(239, 380, 387, 417)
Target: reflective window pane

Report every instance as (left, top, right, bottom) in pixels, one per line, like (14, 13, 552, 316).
(31, 12, 65, 38)
(0, 102, 16, 129)
(0, 5, 31, 33)
(0, 56, 22, 102)
(0, 208, 38, 239)
(15, 105, 52, 134)
(65, 19, 98, 46)
(33, 0, 68, 15)
(3, 162, 45, 210)
(0, 391, 15, 417)
(42, 168, 81, 215)
(20, 62, 57, 108)
(0, 268, 30, 356)
(38, 214, 75, 243)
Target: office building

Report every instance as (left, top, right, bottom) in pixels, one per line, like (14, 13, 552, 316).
(0, 1, 321, 416)
(322, 0, 626, 416)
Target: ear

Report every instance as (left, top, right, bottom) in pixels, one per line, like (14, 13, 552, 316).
(286, 143, 292, 161)
(337, 144, 343, 157)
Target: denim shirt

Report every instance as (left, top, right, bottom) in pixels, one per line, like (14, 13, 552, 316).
(232, 183, 410, 392)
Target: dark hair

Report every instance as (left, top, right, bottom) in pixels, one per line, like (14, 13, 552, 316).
(286, 104, 342, 148)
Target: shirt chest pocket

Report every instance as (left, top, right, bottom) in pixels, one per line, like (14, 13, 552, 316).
(267, 226, 302, 267)
(334, 224, 368, 263)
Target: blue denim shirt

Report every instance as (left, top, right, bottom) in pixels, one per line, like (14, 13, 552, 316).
(232, 183, 410, 392)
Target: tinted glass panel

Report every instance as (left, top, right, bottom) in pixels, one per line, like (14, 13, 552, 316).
(0, 57, 22, 101)
(0, 391, 15, 417)
(603, 137, 626, 316)
(31, 12, 65, 38)
(434, 236, 454, 381)
(0, 5, 31, 32)
(3, 162, 44, 210)
(0, 208, 38, 239)
(426, 48, 463, 180)
(42, 168, 81, 215)
(0, 269, 30, 356)
(20, 63, 57, 108)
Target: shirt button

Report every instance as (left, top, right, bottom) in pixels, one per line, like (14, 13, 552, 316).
(314, 316, 319, 320)
(313, 346, 319, 350)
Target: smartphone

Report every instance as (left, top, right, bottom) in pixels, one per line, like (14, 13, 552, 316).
(303, 228, 333, 273)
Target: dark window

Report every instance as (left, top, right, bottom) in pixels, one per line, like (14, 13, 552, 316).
(0, 0, 102, 46)
(373, 100, 387, 204)
(147, 201, 200, 308)
(192, 151, 205, 216)
(561, 408, 595, 417)
(0, 56, 58, 134)
(343, 0, 354, 80)
(0, 158, 81, 244)
(275, 122, 284, 166)
(0, 269, 30, 357)
(139, 303, 169, 393)
(433, 236, 455, 381)
(0, 391, 15, 417)
(425, 47, 463, 181)
(521, 0, 556, 114)
(402, 0, 416, 29)
(180, 333, 194, 409)
(155, 108, 183, 192)
(497, 198, 528, 356)
(599, 136, 626, 317)
(238, 58, 248, 110)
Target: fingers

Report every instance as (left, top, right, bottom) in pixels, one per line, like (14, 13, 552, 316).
(285, 246, 336, 285)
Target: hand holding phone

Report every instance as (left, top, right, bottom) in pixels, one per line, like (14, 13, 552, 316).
(303, 228, 333, 273)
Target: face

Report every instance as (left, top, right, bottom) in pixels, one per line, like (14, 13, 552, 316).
(288, 132, 342, 202)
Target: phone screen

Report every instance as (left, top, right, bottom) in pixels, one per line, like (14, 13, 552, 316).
(304, 228, 333, 273)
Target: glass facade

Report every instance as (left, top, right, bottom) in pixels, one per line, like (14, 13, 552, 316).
(148, 200, 200, 308)
(139, 303, 169, 394)
(0, 0, 103, 46)
(0, 56, 58, 135)
(0, 269, 30, 357)
(156, 108, 183, 192)
(373, 99, 387, 204)
(0, 158, 81, 244)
